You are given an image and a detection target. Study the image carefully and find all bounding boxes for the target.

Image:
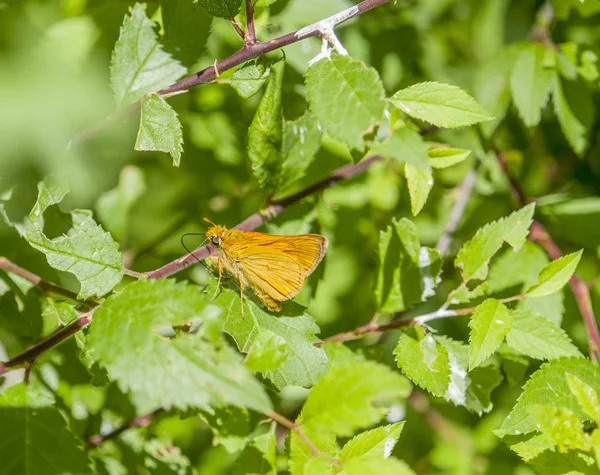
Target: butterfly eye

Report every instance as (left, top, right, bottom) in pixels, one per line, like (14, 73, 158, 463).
(211, 236, 220, 246)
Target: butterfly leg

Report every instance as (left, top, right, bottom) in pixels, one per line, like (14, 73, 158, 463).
(237, 274, 246, 317)
(210, 256, 222, 298)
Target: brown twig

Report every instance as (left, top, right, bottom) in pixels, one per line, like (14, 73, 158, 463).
(87, 408, 166, 449)
(268, 411, 337, 463)
(495, 150, 600, 361)
(143, 154, 383, 280)
(0, 310, 95, 376)
(245, 0, 257, 46)
(0, 257, 96, 309)
(320, 295, 525, 345)
(70, 0, 392, 145)
(230, 18, 246, 40)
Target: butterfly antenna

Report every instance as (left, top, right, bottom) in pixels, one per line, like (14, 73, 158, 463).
(180, 232, 209, 268)
(203, 217, 217, 227)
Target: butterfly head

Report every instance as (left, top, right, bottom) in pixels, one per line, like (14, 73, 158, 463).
(204, 218, 227, 246)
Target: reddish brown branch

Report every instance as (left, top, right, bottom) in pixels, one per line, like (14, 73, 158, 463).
(144, 154, 383, 280)
(0, 310, 95, 375)
(496, 151, 600, 360)
(230, 18, 246, 40)
(0, 257, 95, 308)
(87, 408, 166, 449)
(70, 0, 392, 145)
(245, 0, 257, 45)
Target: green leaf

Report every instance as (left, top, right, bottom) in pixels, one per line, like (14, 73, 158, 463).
(245, 329, 291, 373)
(303, 458, 336, 475)
(135, 94, 183, 166)
(289, 424, 337, 475)
(405, 163, 433, 216)
(96, 166, 146, 242)
(468, 299, 512, 370)
(278, 113, 322, 193)
(162, 0, 211, 67)
(232, 427, 277, 475)
(214, 285, 328, 390)
(552, 72, 594, 156)
(110, 3, 186, 107)
(390, 82, 494, 128)
(0, 384, 91, 474)
(496, 358, 600, 437)
(528, 405, 591, 452)
(248, 58, 285, 191)
(229, 60, 270, 99)
(306, 55, 385, 151)
(342, 457, 416, 475)
(455, 203, 535, 282)
(199, 406, 253, 453)
(438, 336, 503, 414)
(88, 279, 272, 414)
(508, 433, 554, 462)
(370, 127, 431, 170)
(395, 329, 450, 398)
(528, 449, 599, 475)
(375, 218, 442, 313)
(428, 148, 471, 169)
(525, 250, 582, 298)
(506, 309, 582, 360)
(567, 373, 600, 423)
(196, 0, 243, 18)
(340, 423, 405, 461)
(509, 43, 554, 127)
(27, 211, 122, 299)
(301, 360, 411, 437)
(29, 178, 69, 223)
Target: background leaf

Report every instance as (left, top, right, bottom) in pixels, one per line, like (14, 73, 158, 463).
(135, 94, 184, 166)
(306, 55, 385, 151)
(110, 3, 186, 107)
(390, 82, 494, 128)
(89, 279, 272, 414)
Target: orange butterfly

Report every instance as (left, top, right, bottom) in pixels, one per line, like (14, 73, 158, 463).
(204, 218, 328, 313)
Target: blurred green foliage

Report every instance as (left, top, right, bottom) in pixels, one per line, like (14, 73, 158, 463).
(1, 0, 600, 473)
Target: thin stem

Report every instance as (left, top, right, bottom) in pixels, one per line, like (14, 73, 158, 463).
(268, 411, 336, 463)
(143, 154, 383, 280)
(321, 294, 526, 345)
(87, 408, 166, 449)
(435, 167, 478, 258)
(495, 150, 600, 361)
(0, 309, 95, 375)
(245, 0, 257, 45)
(230, 18, 246, 40)
(0, 257, 96, 308)
(70, 0, 392, 145)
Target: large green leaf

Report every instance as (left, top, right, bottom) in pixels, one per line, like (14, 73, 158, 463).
(340, 423, 405, 461)
(27, 210, 122, 299)
(375, 218, 441, 313)
(301, 360, 411, 437)
(369, 127, 430, 170)
(135, 94, 184, 166)
(525, 250, 582, 298)
(306, 55, 385, 151)
(505, 309, 582, 360)
(509, 43, 554, 127)
(0, 384, 91, 474)
(455, 203, 535, 282)
(110, 3, 186, 107)
(390, 82, 494, 128)
(395, 328, 450, 398)
(468, 299, 512, 370)
(162, 0, 211, 67)
(196, 0, 243, 18)
(497, 358, 600, 437)
(248, 58, 285, 191)
(88, 279, 272, 414)
(214, 285, 328, 390)
(342, 457, 416, 475)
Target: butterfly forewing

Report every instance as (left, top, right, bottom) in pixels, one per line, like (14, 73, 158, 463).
(220, 231, 327, 310)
